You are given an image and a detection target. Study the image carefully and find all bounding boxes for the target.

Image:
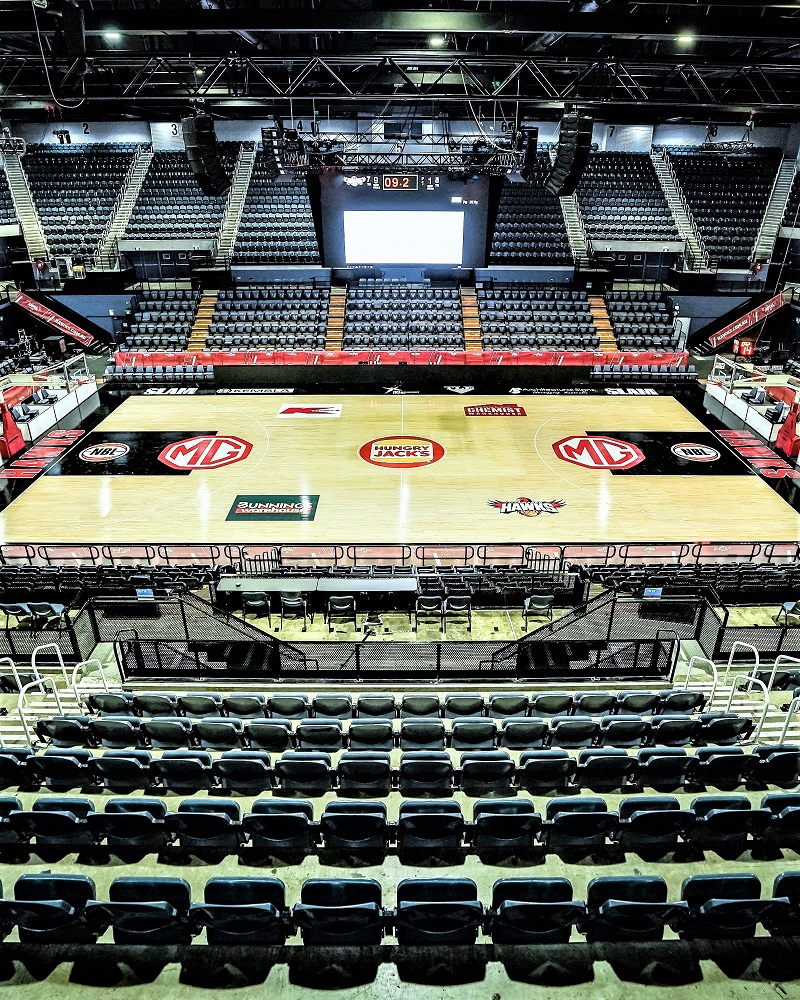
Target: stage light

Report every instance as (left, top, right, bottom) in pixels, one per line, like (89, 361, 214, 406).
(677, 33, 695, 46)
(195, 68, 205, 76)
(103, 31, 121, 41)
(428, 35, 446, 47)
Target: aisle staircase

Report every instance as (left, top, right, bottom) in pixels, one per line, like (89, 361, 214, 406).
(2, 153, 48, 259)
(559, 193, 591, 267)
(753, 157, 796, 263)
(187, 291, 219, 352)
(460, 287, 483, 351)
(651, 149, 706, 270)
(324, 286, 346, 350)
(588, 295, 618, 352)
(214, 142, 256, 266)
(97, 144, 154, 269)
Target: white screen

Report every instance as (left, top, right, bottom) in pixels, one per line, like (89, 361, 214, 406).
(344, 211, 464, 265)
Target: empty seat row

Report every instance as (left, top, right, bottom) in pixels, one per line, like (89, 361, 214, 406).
(38, 712, 753, 752)
(87, 690, 708, 721)
(13, 744, 794, 795)
(2, 870, 797, 946)
(2, 791, 799, 858)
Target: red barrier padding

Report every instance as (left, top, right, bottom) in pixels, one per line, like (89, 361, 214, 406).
(114, 349, 690, 368)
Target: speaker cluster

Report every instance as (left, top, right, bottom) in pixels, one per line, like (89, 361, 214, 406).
(181, 114, 232, 197)
(545, 112, 593, 197)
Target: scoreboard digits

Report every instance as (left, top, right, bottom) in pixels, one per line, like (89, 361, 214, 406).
(382, 174, 419, 191)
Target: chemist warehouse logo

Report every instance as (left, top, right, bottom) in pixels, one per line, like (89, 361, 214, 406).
(488, 498, 567, 517)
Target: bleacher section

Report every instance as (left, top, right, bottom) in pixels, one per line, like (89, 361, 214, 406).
(604, 289, 678, 350)
(0, 168, 17, 226)
(119, 288, 201, 352)
(24, 143, 137, 260)
(489, 161, 572, 265)
(667, 147, 781, 267)
(593, 560, 800, 603)
(342, 280, 464, 351)
(232, 163, 319, 263)
(477, 285, 598, 352)
(205, 284, 329, 351)
(124, 145, 240, 240)
(576, 152, 679, 242)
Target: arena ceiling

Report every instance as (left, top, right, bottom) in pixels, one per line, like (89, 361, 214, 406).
(1, 2, 800, 124)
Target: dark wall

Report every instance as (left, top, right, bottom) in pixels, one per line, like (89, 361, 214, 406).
(52, 293, 134, 333)
(670, 294, 751, 336)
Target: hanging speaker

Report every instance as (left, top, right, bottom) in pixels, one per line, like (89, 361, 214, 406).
(181, 114, 231, 196)
(545, 113, 593, 197)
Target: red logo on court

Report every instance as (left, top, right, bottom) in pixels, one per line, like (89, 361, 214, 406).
(552, 435, 645, 470)
(158, 435, 252, 471)
(359, 435, 445, 469)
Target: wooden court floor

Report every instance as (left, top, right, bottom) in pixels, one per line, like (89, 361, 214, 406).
(2, 393, 799, 546)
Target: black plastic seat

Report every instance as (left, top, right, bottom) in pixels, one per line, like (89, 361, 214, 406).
(3, 873, 97, 943)
(490, 876, 584, 944)
(398, 751, 454, 795)
(296, 719, 344, 751)
(687, 795, 772, 855)
(274, 751, 332, 794)
(312, 695, 353, 720)
(11, 797, 94, 848)
(400, 720, 446, 751)
(320, 801, 388, 850)
(488, 694, 529, 719)
(36, 716, 92, 749)
(615, 796, 694, 856)
(584, 875, 685, 942)
(267, 694, 310, 720)
(529, 693, 573, 717)
(88, 691, 136, 716)
(27, 748, 92, 791)
(337, 751, 392, 796)
(576, 748, 636, 792)
(179, 693, 223, 719)
(192, 876, 287, 945)
(89, 717, 143, 749)
(543, 797, 618, 852)
(90, 798, 170, 852)
(395, 878, 482, 945)
(347, 719, 394, 752)
(356, 695, 396, 719)
(600, 716, 649, 748)
(680, 874, 789, 940)
(444, 694, 484, 719)
(752, 745, 800, 788)
(690, 746, 753, 790)
(472, 799, 541, 851)
(696, 713, 754, 745)
(168, 799, 243, 852)
(499, 719, 548, 750)
(637, 747, 692, 791)
(87, 876, 193, 944)
(223, 693, 267, 719)
(761, 793, 800, 851)
(212, 750, 273, 794)
(192, 718, 245, 751)
(88, 750, 153, 793)
(246, 720, 293, 752)
(244, 799, 315, 852)
(517, 749, 576, 794)
(450, 720, 497, 751)
(459, 750, 514, 796)
(398, 800, 464, 851)
(550, 719, 600, 748)
(650, 716, 698, 747)
(295, 878, 384, 945)
(400, 694, 441, 719)
(0, 749, 33, 790)
(142, 718, 193, 750)
(151, 750, 213, 794)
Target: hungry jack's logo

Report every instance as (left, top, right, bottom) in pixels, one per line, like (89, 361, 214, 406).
(488, 497, 567, 517)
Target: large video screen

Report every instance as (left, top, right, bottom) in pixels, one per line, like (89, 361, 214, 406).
(343, 210, 464, 265)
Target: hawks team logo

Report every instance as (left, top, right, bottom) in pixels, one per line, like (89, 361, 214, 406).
(488, 497, 567, 517)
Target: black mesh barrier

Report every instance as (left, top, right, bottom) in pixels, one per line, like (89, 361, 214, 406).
(277, 640, 511, 679)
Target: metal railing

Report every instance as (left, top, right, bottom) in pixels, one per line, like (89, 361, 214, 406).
(723, 641, 760, 684)
(16, 676, 63, 747)
(679, 654, 719, 706)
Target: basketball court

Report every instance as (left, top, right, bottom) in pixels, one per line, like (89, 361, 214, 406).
(2, 392, 799, 546)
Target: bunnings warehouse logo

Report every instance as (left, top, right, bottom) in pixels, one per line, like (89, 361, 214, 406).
(226, 494, 319, 521)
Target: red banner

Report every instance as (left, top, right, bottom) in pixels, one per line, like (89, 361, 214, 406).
(14, 292, 95, 348)
(707, 292, 785, 350)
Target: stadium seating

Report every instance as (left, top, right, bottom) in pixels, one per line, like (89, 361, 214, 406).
(577, 152, 679, 241)
(604, 289, 679, 350)
(24, 143, 138, 261)
(343, 279, 463, 351)
(124, 145, 240, 240)
(666, 147, 781, 267)
(0, 169, 17, 227)
(205, 283, 329, 351)
(119, 288, 201, 351)
(592, 560, 800, 603)
(477, 284, 599, 351)
(782, 172, 800, 228)
(489, 159, 572, 264)
(232, 156, 319, 263)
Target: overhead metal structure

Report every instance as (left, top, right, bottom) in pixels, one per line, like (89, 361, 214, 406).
(1, 1, 800, 122)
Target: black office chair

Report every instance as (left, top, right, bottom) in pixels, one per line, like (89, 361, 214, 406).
(442, 596, 472, 633)
(242, 593, 271, 624)
(778, 600, 800, 626)
(414, 596, 443, 632)
(280, 594, 307, 631)
(523, 594, 555, 629)
(326, 595, 357, 633)
(27, 603, 60, 631)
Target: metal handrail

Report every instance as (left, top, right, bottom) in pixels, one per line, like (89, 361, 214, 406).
(70, 657, 111, 705)
(17, 677, 63, 747)
(723, 641, 760, 685)
(726, 674, 770, 741)
(31, 643, 70, 689)
(0, 656, 39, 696)
(681, 655, 718, 705)
(779, 695, 800, 744)
(750, 654, 800, 694)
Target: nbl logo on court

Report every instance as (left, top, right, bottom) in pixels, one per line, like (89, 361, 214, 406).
(488, 498, 566, 517)
(79, 443, 130, 463)
(552, 435, 645, 471)
(158, 435, 252, 471)
(671, 442, 720, 463)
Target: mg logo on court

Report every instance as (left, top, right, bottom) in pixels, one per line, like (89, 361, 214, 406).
(158, 435, 252, 471)
(553, 435, 645, 470)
